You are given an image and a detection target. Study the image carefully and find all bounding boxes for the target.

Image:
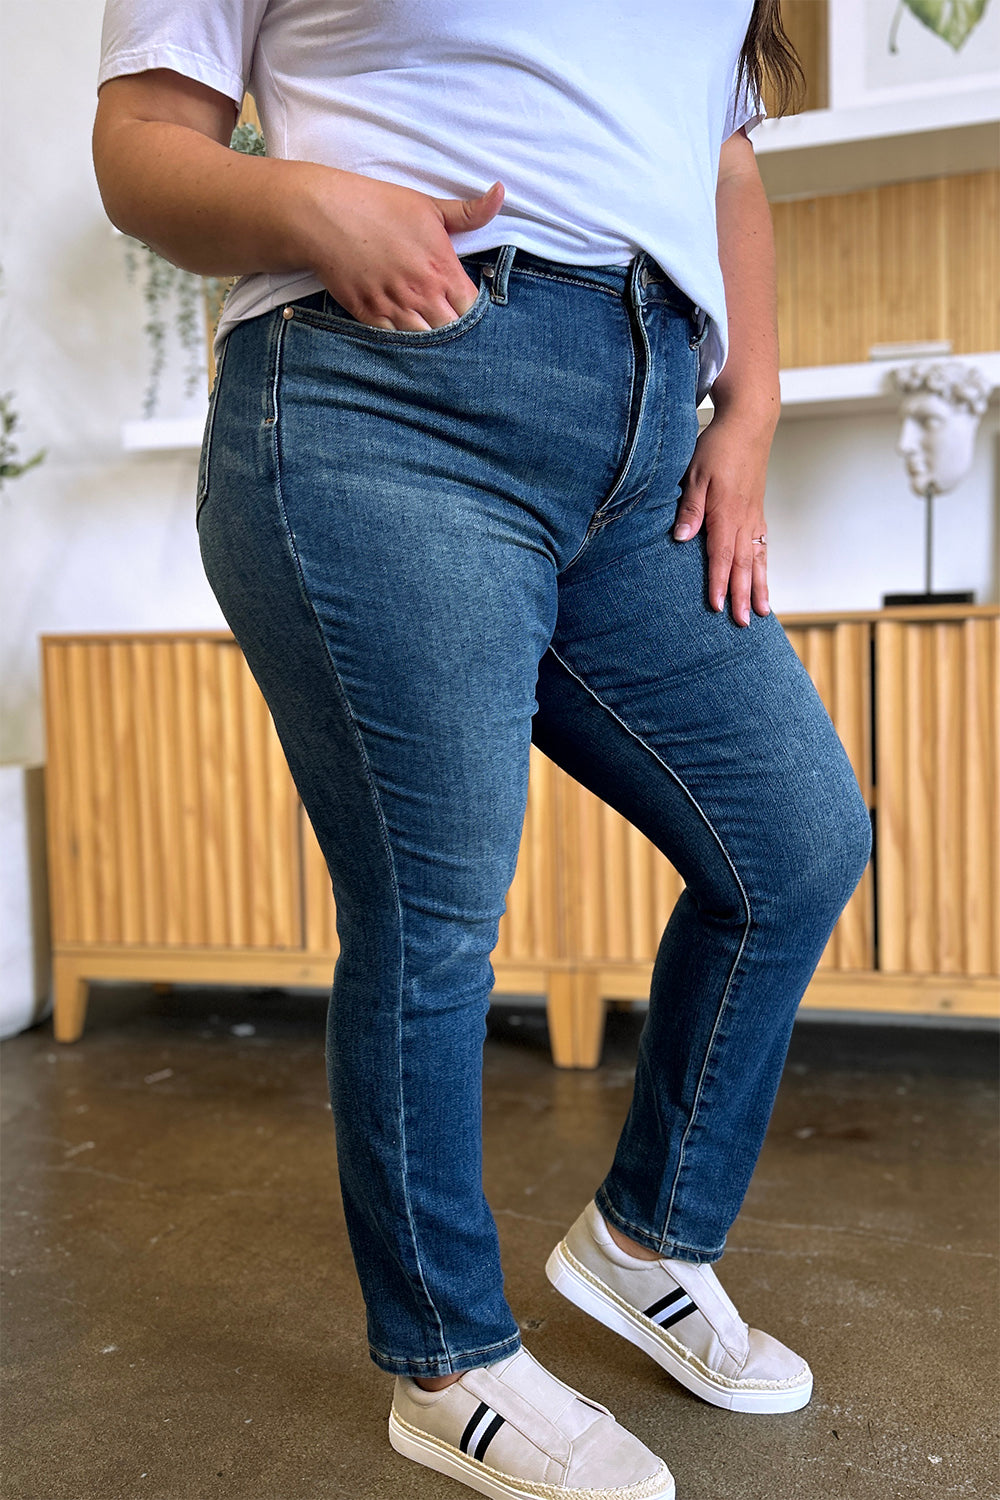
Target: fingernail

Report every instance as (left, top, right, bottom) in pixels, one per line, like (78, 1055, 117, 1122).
(674, 523, 691, 540)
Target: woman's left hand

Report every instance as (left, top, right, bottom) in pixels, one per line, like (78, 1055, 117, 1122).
(672, 407, 776, 627)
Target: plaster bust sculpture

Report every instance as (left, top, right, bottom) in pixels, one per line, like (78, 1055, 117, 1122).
(892, 360, 990, 498)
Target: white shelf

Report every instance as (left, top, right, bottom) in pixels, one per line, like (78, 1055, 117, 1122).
(693, 350, 1000, 424)
(777, 350, 1000, 420)
(754, 89, 1000, 200)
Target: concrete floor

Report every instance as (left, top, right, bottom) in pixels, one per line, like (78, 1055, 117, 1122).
(2, 985, 997, 1500)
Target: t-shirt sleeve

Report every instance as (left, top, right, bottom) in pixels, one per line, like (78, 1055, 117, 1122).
(97, 0, 269, 105)
(723, 66, 768, 142)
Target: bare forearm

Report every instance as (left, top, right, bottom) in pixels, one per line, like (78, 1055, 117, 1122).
(712, 150, 781, 429)
(93, 115, 328, 278)
(92, 71, 503, 330)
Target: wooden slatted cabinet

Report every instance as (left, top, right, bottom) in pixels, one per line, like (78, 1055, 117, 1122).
(42, 607, 999, 1064)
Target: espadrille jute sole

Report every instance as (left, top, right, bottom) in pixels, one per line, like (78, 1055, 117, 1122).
(546, 1241, 812, 1415)
(388, 1408, 676, 1500)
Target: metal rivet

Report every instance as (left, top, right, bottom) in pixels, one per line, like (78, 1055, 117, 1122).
(282, 306, 294, 320)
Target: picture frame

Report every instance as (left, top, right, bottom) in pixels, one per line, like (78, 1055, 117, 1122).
(828, 0, 1000, 109)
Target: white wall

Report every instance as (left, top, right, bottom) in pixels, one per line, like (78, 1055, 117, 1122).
(1, 0, 225, 768)
(766, 406, 998, 615)
(1, 0, 997, 767)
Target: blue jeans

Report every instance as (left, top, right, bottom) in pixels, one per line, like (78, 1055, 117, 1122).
(197, 245, 872, 1377)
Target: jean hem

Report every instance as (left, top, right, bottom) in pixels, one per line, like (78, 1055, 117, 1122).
(368, 1332, 523, 1378)
(595, 1186, 726, 1265)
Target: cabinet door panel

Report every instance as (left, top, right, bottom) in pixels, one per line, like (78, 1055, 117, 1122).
(785, 621, 876, 971)
(495, 745, 564, 964)
(875, 617, 1000, 976)
(43, 638, 303, 950)
(555, 775, 683, 966)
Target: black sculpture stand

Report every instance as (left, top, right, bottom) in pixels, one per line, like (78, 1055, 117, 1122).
(881, 590, 976, 606)
(882, 485, 975, 608)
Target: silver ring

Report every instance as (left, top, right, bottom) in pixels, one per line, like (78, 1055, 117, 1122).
(751, 535, 767, 546)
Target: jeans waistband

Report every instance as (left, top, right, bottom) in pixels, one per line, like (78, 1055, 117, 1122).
(460, 244, 699, 320)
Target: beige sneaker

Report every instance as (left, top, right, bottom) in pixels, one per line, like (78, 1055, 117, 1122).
(546, 1202, 813, 1415)
(389, 1345, 674, 1499)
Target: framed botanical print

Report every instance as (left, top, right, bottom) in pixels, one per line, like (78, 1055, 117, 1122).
(828, 0, 1000, 108)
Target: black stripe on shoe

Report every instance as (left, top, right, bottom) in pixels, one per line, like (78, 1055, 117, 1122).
(657, 1298, 697, 1329)
(460, 1402, 491, 1455)
(472, 1411, 506, 1463)
(644, 1287, 697, 1328)
(644, 1287, 690, 1320)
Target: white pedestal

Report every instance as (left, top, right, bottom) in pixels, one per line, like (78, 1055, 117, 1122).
(1, 765, 52, 1039)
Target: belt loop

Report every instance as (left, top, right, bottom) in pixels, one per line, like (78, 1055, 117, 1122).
(627, 252, 648, 309)
(489, 244, 517, 305)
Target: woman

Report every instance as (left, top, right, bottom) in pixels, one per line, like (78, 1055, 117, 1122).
(93, 4, 872, 1496)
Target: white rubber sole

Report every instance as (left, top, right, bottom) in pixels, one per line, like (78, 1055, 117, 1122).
(389, 1409, 675, 1500)
(546, 1242, 813, 1415)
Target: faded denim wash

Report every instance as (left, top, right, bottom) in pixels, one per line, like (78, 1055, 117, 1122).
(196, 245, 872, 1376)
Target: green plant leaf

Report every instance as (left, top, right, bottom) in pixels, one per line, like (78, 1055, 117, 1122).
(0, 392, 45, 490)
(229, 122, 266, 155)
(901, 0, 990, 50)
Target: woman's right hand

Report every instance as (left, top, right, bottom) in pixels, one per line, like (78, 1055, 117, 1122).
(93, 70, 504, 334)
(299, 173, 506, 331)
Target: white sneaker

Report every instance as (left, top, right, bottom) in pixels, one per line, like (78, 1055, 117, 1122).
(389, 1345, 675, 1499)
(546, 1202, 813, 1415)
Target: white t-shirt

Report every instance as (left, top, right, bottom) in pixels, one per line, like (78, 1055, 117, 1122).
(98, 0, 765, 399)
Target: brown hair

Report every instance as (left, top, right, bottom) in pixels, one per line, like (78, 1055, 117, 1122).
(737, 0, 805, 119)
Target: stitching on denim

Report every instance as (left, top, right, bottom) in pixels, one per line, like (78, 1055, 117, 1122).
(595, 1190, 724, 1262)
(588, 316, 673, 537)
(270, 317, 451, 1363)
(588, 281, 652, 524)
(196, 332, 231, 514)
(546, 646, 752, 1246)
(688, 309, 710, 351)
(369, 1331, 522, 1375)
(265, 310, 283, 426)
(488, 244, 517, 303)
(287, 276, 489, 346)
(509, 266, 622, 298)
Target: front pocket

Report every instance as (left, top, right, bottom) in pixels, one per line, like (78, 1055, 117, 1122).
(287, 273, 491, 348)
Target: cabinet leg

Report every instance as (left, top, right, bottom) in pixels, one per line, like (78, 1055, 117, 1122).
(52, 957, 88, 1042)
(546, 969, 606, 1069)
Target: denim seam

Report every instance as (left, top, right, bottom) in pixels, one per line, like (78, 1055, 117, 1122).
(589, 312, 672, 536)
(560, 309, 643, 573)
(589, 280, 653, 525)
(265, 310, 283, 426)
(545, 645, 752, 1247)
(594, 1188, 725, 1264)
(368, 1330, 522, 1377)
(195, 332, 231, 516)
(688, 308, 710, 351)
(269, 313, 452, 1366)
(507, 266, 622, 298)
(285, 275, 489, 347)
